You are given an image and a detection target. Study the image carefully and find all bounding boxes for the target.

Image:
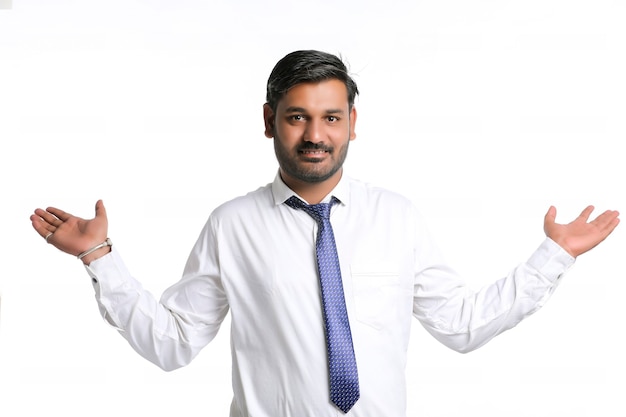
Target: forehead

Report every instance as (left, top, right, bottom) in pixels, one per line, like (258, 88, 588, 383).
(276, 79, 349, 112)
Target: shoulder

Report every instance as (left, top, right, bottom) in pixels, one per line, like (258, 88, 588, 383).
(346, 176, 415, 209)
(210, 183, 273, 221)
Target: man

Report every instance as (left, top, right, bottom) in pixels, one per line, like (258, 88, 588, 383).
(30, 50, 620, 417)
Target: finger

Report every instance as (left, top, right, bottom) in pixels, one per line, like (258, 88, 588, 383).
(592, 210, 621, 230)
(30, 214, 55, 239)
(604, 215, 620, 235)
(33, 208, 62, 227)
(575, 205, 595, 223)
(46, 206, 73, 222)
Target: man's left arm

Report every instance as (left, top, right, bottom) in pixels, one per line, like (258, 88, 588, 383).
(412, 204, 619, 353)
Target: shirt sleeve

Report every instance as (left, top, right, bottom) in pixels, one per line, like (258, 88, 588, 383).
(84, 218, 229, 371)
(412, 211, 575, 353)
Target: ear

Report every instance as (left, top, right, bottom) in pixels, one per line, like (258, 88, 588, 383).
(349, 106, 357, 141)
(263, 103, 275, 138)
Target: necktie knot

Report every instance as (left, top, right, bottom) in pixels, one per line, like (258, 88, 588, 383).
(285, 196, 337, 222)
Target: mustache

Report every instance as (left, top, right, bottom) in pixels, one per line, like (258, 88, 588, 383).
(298, 142, 333, 152)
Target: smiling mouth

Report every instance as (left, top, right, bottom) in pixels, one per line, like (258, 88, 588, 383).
(299, 149, 330, 162)
(300, 149, 329, 155)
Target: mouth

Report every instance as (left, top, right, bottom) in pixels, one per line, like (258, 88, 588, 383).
(299, 149, 329, 156)
(298, 143, 332, 157)
(298, 148, 330, 162)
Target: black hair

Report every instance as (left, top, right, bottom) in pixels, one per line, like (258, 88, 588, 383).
(265, 50, 359, 112)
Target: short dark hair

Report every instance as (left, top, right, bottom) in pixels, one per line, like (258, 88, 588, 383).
(265, 50, 359, 112)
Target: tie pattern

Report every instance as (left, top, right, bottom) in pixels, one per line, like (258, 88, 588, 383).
(285, 196, 360, 413)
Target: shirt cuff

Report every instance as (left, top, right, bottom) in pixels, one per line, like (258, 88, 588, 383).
(83, 247, 132, 291)
(527, 237, 575, 283)
(83, 247, 136, 330)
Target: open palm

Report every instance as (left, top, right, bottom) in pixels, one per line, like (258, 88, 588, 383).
(31, 199, 109, 258)
(544, 205, 620, 258)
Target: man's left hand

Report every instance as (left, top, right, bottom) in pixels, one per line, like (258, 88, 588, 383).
(544, 205, 620, 258)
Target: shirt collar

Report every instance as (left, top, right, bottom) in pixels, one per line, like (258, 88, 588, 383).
(271, 170, 350, 207)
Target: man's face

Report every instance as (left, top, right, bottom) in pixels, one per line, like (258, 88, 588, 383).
(263, 79, 357, 188)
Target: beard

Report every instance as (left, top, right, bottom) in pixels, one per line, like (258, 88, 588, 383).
(273, 133, 350, 184)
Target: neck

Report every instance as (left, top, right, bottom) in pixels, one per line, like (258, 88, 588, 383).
(280, 169, 342, 204)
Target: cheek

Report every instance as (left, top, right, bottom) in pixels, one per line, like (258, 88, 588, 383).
(275, 124, 302, 143)
(335, 125, 353, 142)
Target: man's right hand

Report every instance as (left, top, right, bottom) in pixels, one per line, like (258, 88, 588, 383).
(30, 199, 110, 264)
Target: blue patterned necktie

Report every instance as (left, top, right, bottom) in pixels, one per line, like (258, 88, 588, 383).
(285, 196, 360, 413)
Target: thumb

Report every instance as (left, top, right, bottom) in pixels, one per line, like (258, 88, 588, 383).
(544, 205, 556, 233)
(95, 199, 107, 220)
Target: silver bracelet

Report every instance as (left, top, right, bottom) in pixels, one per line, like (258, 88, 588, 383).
(77, 238, 113, 260)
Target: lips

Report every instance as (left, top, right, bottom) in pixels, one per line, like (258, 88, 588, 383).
(299, 148, 330, 162)
(300, 149, 328, 155)
(298, 144, 332, 154)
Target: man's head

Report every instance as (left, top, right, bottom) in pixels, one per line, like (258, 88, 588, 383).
(263, 50, 359, 201)
(265, 50, 359, 113)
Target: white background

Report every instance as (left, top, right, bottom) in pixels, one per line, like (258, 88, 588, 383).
(1, 1, 624, 416)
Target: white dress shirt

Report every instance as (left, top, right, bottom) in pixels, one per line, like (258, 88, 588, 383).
(85, 172, 575, 417)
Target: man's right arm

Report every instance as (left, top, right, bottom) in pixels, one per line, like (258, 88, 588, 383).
(84, 234, 229, 371)
(31, 200, 229, 371)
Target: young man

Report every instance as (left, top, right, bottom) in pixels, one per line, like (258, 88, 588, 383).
(30, 50, 619, 417)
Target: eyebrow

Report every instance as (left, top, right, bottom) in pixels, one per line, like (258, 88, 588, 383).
(284, 106, 346, 115)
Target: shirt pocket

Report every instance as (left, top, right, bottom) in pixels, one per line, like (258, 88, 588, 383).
(350, 263, 403, 330)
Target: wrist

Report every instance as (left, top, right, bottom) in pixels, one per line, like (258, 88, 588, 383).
(81, 246, 112, 265)
(78, 238, 113, 265)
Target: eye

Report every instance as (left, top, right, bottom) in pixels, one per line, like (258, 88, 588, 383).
(288, 114, 306, 123)
(326, 116, 339, 122)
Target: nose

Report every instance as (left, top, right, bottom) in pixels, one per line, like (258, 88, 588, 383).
(303, 119, 323, 143)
